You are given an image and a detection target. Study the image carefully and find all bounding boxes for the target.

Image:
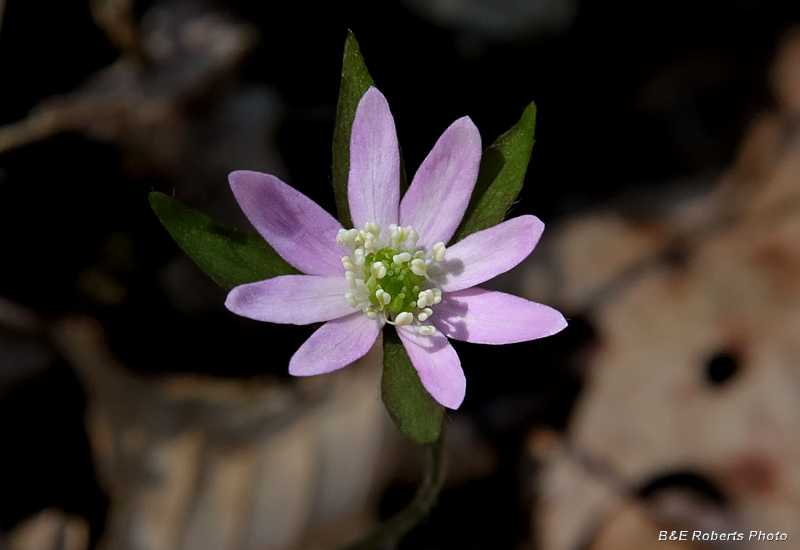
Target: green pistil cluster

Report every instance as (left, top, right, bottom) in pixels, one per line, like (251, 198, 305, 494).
(365, 248, 422, 314)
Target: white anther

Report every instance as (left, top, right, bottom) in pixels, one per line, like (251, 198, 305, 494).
(393, 252, 411, 264)
(408, 228, 419, 245)
(342, 256, 355, 271)
(375, 288, 392, 307)
(433, 242, 446, 262)
(410, 258, 426, 276)
(366, 221, 381, 235)
(345, 292, 358, 308)
(371, 261, 387, 279)
(417, 308, 433, 322)
(337, 229, 359, 248)
(354, 248, 365, 265)
(418, 325, 436, 336)
(394, 312, 414, 326)
(418, 289, 434, 308)
(431, 288, 442, 305)
(365, 310, 378, 319)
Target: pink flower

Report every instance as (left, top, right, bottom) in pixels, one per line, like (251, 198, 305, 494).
(225, 87, 566, 409)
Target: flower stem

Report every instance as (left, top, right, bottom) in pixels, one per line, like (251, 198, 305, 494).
(335, 434, 446, 550)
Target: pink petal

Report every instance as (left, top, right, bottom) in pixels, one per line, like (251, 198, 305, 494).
(399, 117, 481, 248)
(229, 170, 346, 276)
(432, 288, 567, 344)
(432, 215, 544, 292)
(289, 313, 382, 376)
(397, 326, 466, 409)
(348, 87, 400, 230)
(225, 275, 354, 325)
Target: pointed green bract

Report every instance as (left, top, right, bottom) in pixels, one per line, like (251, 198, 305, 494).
(382, 327, 444, 443)
(451, 102, 537, 243)
(149, 192, 299, 291)
(332, 31, 375, 228)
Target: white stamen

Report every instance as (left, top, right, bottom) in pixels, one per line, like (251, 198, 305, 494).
(433, 242, 446, 262)
(393, 252, 411, 265)
(394, 312, 413, 326)
(417, 307, 433, 322)
(418, 325, 436, 335)
(354, 248, 365, 266)
(371, 261, 387, 279)
(410, 258, 426, 276)
(375, 288, 392, 308)
(431, 288, 442, 304)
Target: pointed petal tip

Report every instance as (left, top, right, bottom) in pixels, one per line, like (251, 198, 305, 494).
(552, 311, 569, 335)
(531, 304, 569, 339)
(228, 169, 260, 187)
(362, 85, 381, 97)
(450, 116, 482, 145)
(520, 214, 546, 248)
(453, 114, 478, 128)
(438, 385, 466, 410)
(356, 86, 389, 114)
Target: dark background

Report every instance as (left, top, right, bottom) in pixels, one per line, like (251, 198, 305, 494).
(1, 0, 799, 547)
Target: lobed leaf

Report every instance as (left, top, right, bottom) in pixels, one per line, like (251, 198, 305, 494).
(452, 102, 537, 243)
(381, 327, 444, 443)
(149, 192, 299, 291)
(331, 31, 375, 229)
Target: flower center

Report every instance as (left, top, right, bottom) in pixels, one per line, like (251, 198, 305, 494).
(337, 222, 445, 335)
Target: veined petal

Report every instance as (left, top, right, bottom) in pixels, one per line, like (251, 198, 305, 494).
(397, 326, 466, 409)
(399, 117, 481, 248)
(432, 288, 567, 344)
(229, 170, 346, 276)
(349, 87, 400, 229)
(432, 215, 544, 292)
(289, 313, 382, 376)
(225, 275, 353, 325)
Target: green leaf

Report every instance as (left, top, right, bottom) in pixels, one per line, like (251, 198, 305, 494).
(332, 31, 375, 228)
(451, 102, 537, 243)
(381, 327, 444, 443)
(149, 192, 299, 291)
